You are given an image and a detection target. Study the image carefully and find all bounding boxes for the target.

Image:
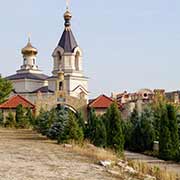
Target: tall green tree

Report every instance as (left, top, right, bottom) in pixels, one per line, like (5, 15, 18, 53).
(76, 111, 85, 133)
(93, 117, 107, 147)
(0, 77, 13, 103)
(0, 110, 4, 126)
(167, 104, 179, 160)
(60, 111, 84, 143)
(86, 108, 97, 140)
(26, 108, 35, 126)
(159, 106, 172, 160)
(105, 103, 124, 153)
(15, 104, 29, 128)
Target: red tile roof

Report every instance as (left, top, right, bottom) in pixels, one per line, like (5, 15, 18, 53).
(88, 94, 120, 108)
(0, 95, 35, 109)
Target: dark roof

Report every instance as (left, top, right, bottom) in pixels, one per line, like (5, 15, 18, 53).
(6, 73, 49, 81)
(58, 29, 78, 53)
(32, 86, 54, 93)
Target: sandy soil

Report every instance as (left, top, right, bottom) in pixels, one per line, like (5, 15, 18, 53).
(0, 129, 117, 180)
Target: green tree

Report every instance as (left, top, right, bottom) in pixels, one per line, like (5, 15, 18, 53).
(122, 120, 133, 149)
(59, 111, 84, 143)
(5, 112, 15, 128)
(93, 117, 107, 147)
(105, 103, 124, 153)
(85, 108, 97, 141)
(26, 108, 35, 126)
(0, 77, 13, 103)
(15, 104, 29, 128)
(159, 106, 172, 160)
(36, 110, 52, 135)
(0, 110, 4, 126)
(76, 111, 85, 133)
(48, 108, 69, 140)
(167, 104, 179, 160)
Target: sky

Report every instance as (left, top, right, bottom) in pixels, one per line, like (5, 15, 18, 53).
(0, 0, 180, 98)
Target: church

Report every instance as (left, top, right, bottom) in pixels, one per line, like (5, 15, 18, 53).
(4, 7, 89, 115)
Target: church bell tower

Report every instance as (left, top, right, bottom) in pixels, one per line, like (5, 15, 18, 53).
(48, 6, 88, 101)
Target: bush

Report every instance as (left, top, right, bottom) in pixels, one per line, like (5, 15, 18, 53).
(5, 112, 15, 128)
(15, 104, 30, 128)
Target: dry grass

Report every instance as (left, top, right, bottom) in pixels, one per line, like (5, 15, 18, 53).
(63, 142, 180, 180)
(129, 160, 180, 180)
(63, 141, 118, 162)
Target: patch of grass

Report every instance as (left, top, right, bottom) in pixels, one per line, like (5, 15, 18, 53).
(62, 140, 118, 162)
(129, 160, 180, 180)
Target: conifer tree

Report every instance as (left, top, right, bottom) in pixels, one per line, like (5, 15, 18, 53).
(26, 108, 34, 126)
(167, 104, 179, 160)
(48, 108, 69, 140)
(5, 112, 14, 128)
(86, 108, 97, 140)
(60, 111, 83, 143)
(76, 111, 85, 132)
(15, 104, 29, 128)
(93, 117, 107, 147)
(0, 110, 4, 126)
(105, 103, 124, 153)
(159, 106, 172, 160)
(0, 77, 13, 104)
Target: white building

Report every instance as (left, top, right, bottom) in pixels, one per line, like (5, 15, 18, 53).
(6, 8, 88, 104)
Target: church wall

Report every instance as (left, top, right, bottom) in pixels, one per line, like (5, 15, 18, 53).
(12, 79, 47, 93)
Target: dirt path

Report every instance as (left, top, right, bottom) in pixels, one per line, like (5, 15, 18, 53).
(125, 151, 180, 175)
(0, 129, 117, 180)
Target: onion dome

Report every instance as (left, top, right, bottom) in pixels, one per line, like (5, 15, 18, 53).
(21, 38, 38, 55)
(64, 10, 72, 27)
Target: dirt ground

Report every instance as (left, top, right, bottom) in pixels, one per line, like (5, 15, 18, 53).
(0, 129, 117, 180)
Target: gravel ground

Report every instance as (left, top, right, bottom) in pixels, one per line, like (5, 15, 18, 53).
(0, 129, 117, 180)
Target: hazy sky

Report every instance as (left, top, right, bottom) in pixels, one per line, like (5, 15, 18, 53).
(0, 0, 180, 98)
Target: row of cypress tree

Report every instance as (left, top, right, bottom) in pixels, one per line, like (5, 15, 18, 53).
(123, 102, 180, 161)
(86, 103, 124, 153)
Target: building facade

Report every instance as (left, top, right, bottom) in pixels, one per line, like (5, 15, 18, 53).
(5, 7, 88, 115)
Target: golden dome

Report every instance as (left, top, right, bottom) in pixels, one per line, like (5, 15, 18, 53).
(64, 10, 72, 20)
(21, 39, 38, 55)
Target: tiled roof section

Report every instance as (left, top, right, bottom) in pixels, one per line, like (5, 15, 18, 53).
(32, 86, 54, 93)
(6, 73, 49, 81)
(0, 95, 35, 109)
(88, 94, 120, 108)
(58, 29, 78, 53)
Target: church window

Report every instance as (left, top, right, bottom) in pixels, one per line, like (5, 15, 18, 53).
(57, 51, 62, 68)
(33, 59, 35, 65)
(75, 51, 80, 71)
(59, 81, 63, 91)
(24, 58, 27, 65)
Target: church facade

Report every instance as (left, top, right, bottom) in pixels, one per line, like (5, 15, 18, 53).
(6, 8, 88, 115)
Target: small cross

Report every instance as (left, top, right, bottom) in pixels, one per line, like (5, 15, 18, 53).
(66, 0, 70, 10)
(28, 33, 31, 43)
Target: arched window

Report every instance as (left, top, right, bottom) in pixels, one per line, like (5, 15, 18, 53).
(75, 51, 80, 71)
(59, 81, 63, 91)
(24, 58, 27, 65)
(33, 59, 35, 65)
(57, 51, 62, 69)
